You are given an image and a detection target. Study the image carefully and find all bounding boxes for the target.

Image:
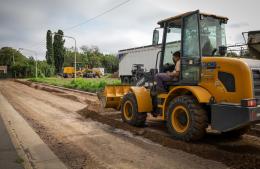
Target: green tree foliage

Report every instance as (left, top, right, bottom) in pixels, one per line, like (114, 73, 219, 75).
(64, 47, 77, 67)
(80, 45, 102, 68)
(46, 30, 54, 65)
(64, 45, 119, 73)
(101, 54, 119, 73)
(53, 30, 65, 73)
(0, 47, 55, 78)
(0, 47, 27, 66)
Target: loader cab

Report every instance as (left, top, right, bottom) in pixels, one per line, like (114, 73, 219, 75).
(153, 10, 228, 85)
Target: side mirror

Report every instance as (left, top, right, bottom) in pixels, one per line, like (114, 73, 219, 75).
(152, 29, 159, 45)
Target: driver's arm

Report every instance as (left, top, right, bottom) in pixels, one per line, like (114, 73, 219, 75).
(167, 60, 180, 77)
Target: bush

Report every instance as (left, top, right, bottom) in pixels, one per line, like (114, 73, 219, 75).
(28, 77, 121, 93)
(65, 78, 120, 92)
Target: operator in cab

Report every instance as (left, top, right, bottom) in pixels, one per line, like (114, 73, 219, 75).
(155, 51, 180, 93)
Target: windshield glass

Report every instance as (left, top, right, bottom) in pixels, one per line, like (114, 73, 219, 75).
(163, 27, 181, 64)
(200, 16, 226, 56)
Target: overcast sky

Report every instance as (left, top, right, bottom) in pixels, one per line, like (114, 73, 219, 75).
(0, 0, 259, 60)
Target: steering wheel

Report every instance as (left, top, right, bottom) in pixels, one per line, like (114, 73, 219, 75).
(163, 63, 175, 72)
(211, 48, 217, 56)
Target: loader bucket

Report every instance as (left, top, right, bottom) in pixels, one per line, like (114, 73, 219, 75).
(98, 85, 131, 110)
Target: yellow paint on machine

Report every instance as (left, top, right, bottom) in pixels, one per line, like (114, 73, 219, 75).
(63, 67, 74, 74)
(161, 86, 212, 120)
(200, 57, 254, 104)
(103, 85, 131, 110)
(102, 57, 255, 121)
(129, 87, 153, 112)
(102, 85, 153, 112)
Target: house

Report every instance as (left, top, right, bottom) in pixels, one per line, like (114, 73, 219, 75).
(0, 66, 7, 74)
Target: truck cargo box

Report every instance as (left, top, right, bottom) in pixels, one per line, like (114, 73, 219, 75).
(118, 41, 180, 83)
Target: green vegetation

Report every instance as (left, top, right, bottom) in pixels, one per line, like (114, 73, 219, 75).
(0, 47, 55, 78)
(29, 77, 121, 93)
(1, 30, 119, 78)
(53, 30, 65, 73)
(46, 30, 54, 65)
(64, 45, 119, 73)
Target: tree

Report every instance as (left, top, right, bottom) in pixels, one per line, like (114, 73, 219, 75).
(80, 45, 119, 72)
(53, 30, 65, 73)
(0, 47, 27, 66)
(101, 54, 119, 73)
(46, 30, 54, 65)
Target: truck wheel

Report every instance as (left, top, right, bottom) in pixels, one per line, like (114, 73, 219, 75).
(222, 126, 250, 139)
(130, 77, 137, 85)
(122, 77, 130, 84)
(166, 95, 208, 141)
(121, 93, 147, 127)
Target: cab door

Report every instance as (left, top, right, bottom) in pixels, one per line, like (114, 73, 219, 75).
(180, 11, 202, 85)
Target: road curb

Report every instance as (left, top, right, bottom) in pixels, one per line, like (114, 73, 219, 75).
(2, 119, 34, 169)
(14, 79, 97, 96)
(0, 92, 67, 169)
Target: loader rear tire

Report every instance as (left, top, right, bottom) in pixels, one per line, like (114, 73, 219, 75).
(121, 93, 147, 127)
(166, 95, 208, 141)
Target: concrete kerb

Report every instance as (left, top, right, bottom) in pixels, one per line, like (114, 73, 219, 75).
(14, 79, 97, 96)
(0, 92, 67, 169)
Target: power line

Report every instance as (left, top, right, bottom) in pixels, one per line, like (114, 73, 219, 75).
(29, 0, 132, 52)
(64, 0, 131, 31)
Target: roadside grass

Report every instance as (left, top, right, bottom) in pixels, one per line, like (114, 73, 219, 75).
(28, 77, 121, 93)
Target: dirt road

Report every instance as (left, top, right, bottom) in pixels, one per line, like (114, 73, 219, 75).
(0, 80, 228, 169)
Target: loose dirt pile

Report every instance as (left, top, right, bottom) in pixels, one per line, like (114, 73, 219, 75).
(79, 106, 260, 169)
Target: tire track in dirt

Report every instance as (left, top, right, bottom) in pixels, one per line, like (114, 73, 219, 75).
(78, 107, 260, 169)
(0, 82, 107, 169)
(0, 80, 228, 169)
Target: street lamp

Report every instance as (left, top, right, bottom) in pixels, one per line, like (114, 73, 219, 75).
(19, 48, 38, 78)
(52, 33, 77, 80)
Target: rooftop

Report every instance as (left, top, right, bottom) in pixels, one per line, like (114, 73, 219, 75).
(157, 11, 229, 27)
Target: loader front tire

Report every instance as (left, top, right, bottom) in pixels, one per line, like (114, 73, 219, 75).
(121, 93, 147, 127)
(166, 95, 208, 141)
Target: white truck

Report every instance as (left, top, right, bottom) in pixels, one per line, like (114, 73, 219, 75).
(118, 42, 180, 84)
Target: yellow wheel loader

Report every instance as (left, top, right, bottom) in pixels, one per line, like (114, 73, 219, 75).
(101, 10, 260, 141)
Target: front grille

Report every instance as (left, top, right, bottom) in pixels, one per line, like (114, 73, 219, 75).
(252, 69, 260, 99)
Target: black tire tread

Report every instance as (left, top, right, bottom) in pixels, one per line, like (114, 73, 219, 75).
(166, 95, 208, 141)
(121, 93, 147, 126)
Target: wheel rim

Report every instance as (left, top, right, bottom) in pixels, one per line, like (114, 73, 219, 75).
(123, 100, 133, 120)
(171, 105, 190, 133)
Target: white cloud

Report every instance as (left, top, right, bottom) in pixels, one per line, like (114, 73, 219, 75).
(0, 0, 259, 60)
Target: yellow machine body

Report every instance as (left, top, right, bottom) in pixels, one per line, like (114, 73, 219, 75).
(101, 11, 260, 140)
(63, 67, 74, 75)
(103, 85, 131, 109)
(199, 57, 254, 103)
(102, 56, 255, 120)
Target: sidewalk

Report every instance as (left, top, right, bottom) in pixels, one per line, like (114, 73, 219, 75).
(0, 92, 67, 169)
(0, 115, 24, 169)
